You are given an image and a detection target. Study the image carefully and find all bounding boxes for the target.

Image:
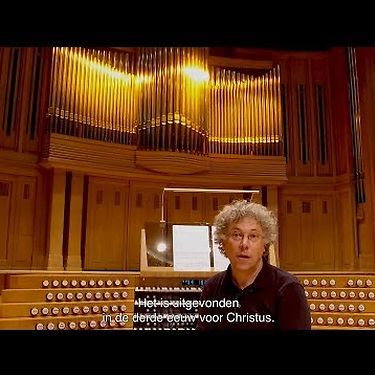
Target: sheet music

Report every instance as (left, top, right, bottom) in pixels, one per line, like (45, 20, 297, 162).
(172, 225, 211, 271)
(212, 226, 230, 271)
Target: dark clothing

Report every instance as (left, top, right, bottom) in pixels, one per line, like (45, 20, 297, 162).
(196, 261, 311, 330)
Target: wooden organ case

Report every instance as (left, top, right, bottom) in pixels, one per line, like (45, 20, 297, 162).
(41, 46, 285, 272)
(1, 46, 375, 330)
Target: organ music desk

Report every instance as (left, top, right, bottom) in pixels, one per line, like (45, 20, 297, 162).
(137, 224, 217, 330)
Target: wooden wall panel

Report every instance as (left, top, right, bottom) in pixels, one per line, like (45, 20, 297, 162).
(127, 186, 246, 271)
(0, 173, 38, 269)
(11, 177, 36, 268)
(68, 174, 267, 270)
(205, 194, 233, 225)
(127, 183, 163, 271)
(280, 193, 336, 271)
(299, 198, 315, 268)
(84, 177, 128, 270)
(335, 189, 356, 269)
(167, 192, 205, 224)
(280, 197, 301, 269)
(313, 196, 335, 268)
(46, 169, 65, 270)
(31, 169, 50, 269)
(0, 179, 12, 267)
(167, 191, 244, 225)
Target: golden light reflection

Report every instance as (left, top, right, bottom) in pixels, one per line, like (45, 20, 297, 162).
(49, 47, 282, 155)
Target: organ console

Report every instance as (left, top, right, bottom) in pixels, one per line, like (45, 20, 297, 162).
(1, 267, 375, 330)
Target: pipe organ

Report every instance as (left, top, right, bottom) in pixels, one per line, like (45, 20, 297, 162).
(136, 47, 209, 154)
(47, 47, 283, 156)
(48, 47, 136, 145)
(209, 66, 282, 156)
(347, 47, 365, 205)
(1, 46, 375, 281)
(2, 45, 375, 331)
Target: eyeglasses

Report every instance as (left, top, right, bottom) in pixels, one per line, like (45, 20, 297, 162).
(229, 231, 264, 243)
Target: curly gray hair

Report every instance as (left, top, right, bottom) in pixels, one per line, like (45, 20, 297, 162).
(214, 200, 278, 255)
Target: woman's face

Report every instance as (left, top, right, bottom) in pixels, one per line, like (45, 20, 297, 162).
(222, 216, 265, 273)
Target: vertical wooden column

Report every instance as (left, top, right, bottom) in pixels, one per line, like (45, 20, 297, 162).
(66, 172, 84, 270)
(267, 185, 280, 267)
(47, 169, 65, 270)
